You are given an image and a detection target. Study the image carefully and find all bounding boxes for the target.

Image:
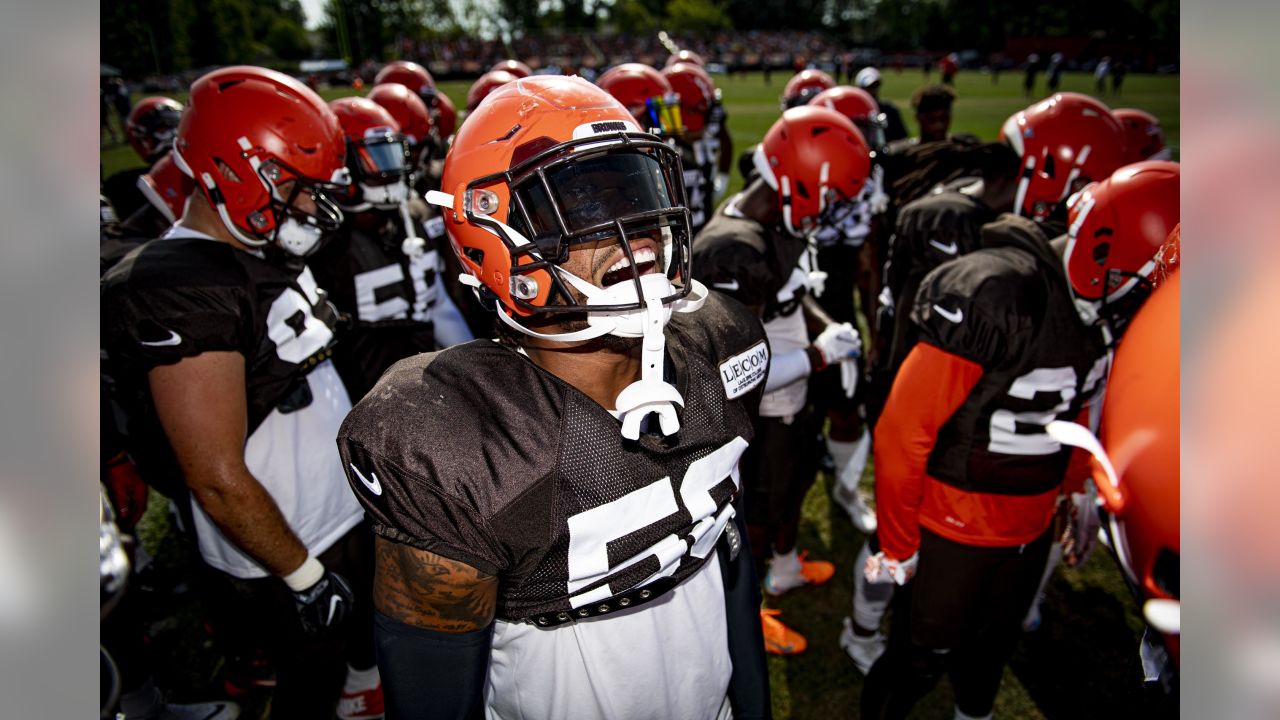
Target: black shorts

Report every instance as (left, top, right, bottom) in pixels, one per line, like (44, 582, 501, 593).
(741, 409, 820, 528)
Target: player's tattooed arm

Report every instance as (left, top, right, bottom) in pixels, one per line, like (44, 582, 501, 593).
(374, 534, 498, 632)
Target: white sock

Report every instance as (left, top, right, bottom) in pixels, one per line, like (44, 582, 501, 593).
(345, 663, 380, 691)
(771, 547, 801, 575)
(828, 437, 857, 470)
(852, 540, 893, 630)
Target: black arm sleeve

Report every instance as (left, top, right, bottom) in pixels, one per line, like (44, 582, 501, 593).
(374, 611, 493, 720)
(721, 508, 772, 720)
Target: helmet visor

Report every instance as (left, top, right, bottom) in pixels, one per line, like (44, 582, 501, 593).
(351, 132, 408, 184)
(513, 152, 679, 242)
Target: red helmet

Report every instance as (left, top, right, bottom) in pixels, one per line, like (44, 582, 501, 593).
(809, 85, 887, 151)
(329, 97, 409, 208)
(782, 69, 836, 109)
(367, 82, 434, 173)
(661, 62, 715, 135)
(1095, 268, 1181, 662)
(173, 66, 348, 254)
(434, 89, 457, 139)
(1000, 92, 1128, 221)
(491, 59, 533, 78)
(467, 70, 520, 112)
(753, 106, 871, 237)
(596, 63, 682, 137)
(664, 49, 706, 68)
(374, 60, 436, 99)
(1114, 108, 1170, 163)
(126, 96, 184, 163)
(137, 151, 195, 223)
(430, 75, 693, 321)
(1065, 161, 1180, 326)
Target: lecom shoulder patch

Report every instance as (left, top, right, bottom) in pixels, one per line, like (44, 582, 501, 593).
(719, 341, 769, 399)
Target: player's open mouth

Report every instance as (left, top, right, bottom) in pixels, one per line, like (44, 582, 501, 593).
(601, 246, 659, 287)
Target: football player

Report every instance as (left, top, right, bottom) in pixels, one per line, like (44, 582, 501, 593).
(804, 86, 892, 535)
(855, 67, 909, 144)
(838, 142, 1023, 674)
(101, 66, 381, 719)
(311, 96, 474, 401)
(860, 161, 1179, 720)
(1050, 247, 1180, 686)
(664, 51, 734, 198)
(101, 96, 184, 220)
(662, 61, 721, 235)
(599, 63, 717, 241)
(693, 106, 870, 655)
(338, 75, 771, 720)
(367, 81, 438, 194)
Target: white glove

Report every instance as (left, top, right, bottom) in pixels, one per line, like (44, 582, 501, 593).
(1062, 487, 1101, 567)
(812, 322, 862, 366)
(864, 551, 918, 585)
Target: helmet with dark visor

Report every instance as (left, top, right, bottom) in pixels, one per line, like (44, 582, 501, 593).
(462, 131, 693, 314)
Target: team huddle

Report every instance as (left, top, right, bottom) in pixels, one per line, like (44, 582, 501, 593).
(100, 54, 1179, 720)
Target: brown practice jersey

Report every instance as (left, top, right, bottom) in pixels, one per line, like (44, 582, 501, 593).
(338, 293, 769, 624)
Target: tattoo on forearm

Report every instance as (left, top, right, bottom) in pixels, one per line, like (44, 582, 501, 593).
(374, 536, 497, 632)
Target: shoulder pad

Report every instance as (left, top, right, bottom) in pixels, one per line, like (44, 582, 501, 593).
(912, 248, 1046, 367)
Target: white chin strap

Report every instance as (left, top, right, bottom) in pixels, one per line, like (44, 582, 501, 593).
(426, 189, 707, 439)
(364, 180, 410, 210)
(506, 270, 709, 440)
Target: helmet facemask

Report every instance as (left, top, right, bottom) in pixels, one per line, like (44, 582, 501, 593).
(179, 143, 348, 257)
(427, 130, 709, 439)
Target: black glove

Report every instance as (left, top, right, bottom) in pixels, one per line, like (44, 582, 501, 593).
(291, 568, 355, 637)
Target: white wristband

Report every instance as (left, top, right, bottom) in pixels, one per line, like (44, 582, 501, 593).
(282, 556, 324, 592)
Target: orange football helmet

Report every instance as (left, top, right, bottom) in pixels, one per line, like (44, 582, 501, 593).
(664, 49, 706, 68)
(467, 69, 520, 112)
(173, 66, 348, 255)
(661, 61, 715, 136)
(427, 75, 695, 320)
(1000, 92, 1128, 221)
(1065, 160, 1180, 333)
(126, 96, 184, 163)
(808, 85, 887, 152)
(329, 97, 409, 209)
(1096, 268, 1181, 662)
(491, 59, 533, 78)
(137, 151, 194, 223)
(1114, 108, 1171, 163)
(782, 69, 836, 109)
(753, 106, 871, 237)
(597, 63, 683, 137)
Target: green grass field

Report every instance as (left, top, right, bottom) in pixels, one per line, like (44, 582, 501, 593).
(112, 69, 1180, 719)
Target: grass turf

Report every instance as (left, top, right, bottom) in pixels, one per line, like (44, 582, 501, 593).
(110, 69, 1180, 719)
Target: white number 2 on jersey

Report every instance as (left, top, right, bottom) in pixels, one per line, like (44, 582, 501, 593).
(988, 357, 1109, 455)
(267, 266, 334, 364)
(565, 437, 748, 608)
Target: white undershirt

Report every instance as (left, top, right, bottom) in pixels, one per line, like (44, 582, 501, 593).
(485, 558, 732, 720)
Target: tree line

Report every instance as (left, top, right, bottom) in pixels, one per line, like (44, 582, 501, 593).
(102, 0, 1177, 78)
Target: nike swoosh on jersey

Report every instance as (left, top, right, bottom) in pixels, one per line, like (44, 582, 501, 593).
(928, 238, 959, 255)
(713, 279, 740, 291)
(327, 594, 342, 625)
(933, 304, 964, 323)
(350, 463, 383, 496)
(139, 329, 182, 347)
